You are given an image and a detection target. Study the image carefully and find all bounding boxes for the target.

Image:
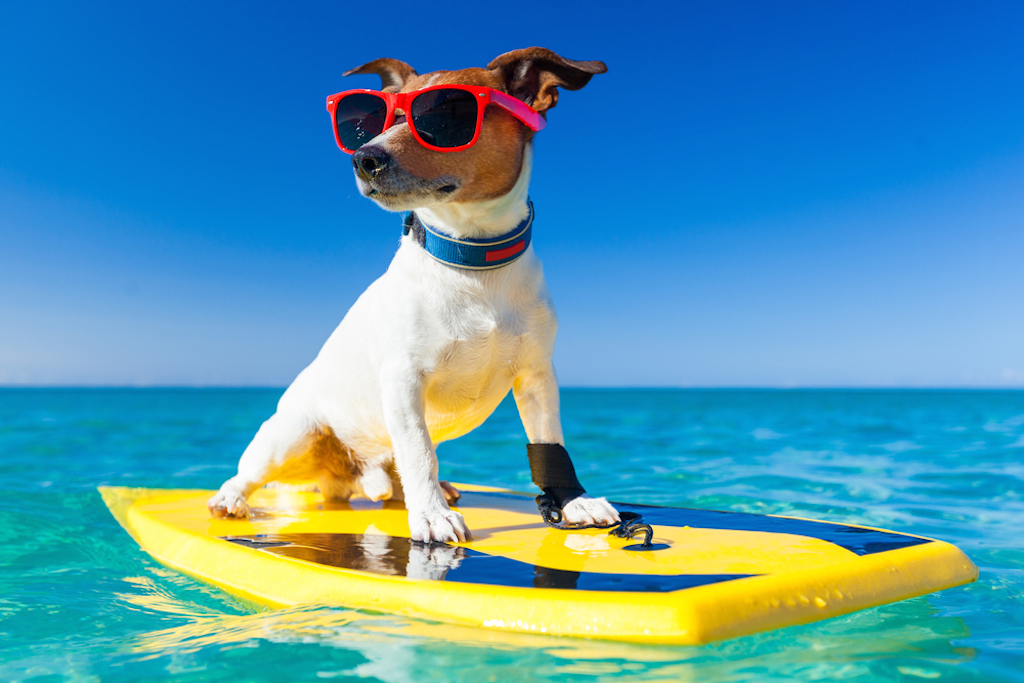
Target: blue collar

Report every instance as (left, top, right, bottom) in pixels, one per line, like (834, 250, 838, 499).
(403, 201, 534, 270)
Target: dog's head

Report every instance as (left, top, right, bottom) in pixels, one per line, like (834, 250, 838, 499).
(339, 48, 606, 212)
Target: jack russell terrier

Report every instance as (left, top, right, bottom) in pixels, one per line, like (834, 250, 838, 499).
(209, 47, 620, 543)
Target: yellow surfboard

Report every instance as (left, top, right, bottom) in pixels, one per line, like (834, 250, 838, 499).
(100, 484, 977, 644)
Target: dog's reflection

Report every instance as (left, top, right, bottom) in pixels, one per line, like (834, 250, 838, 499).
(223, 533, 466, 580)
(403, 541, 466, 580)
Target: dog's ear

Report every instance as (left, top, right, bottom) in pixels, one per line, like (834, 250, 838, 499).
(487, 47, 606, 114)
(343, 58, 418, 92)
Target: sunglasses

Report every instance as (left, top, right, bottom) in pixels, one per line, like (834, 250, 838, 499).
(325, 84, 547, 154)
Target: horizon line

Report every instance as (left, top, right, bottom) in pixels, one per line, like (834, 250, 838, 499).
(2, 385, 1023, 392)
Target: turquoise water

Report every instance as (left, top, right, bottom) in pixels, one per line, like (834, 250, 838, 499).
(1, 388, 1022, 682)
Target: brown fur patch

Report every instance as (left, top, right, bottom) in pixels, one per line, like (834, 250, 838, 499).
(272, 425, 361, 497)
(309, 426, 361, 481)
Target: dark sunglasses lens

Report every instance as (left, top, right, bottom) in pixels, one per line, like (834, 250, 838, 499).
(410, 89, 479, 148)
(335, 93, 388, 150)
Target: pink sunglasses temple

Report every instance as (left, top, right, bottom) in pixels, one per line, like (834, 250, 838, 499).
(490, 89, 547, 132)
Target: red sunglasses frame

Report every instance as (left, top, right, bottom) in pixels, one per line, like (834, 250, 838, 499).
(325, 84, 547, 154)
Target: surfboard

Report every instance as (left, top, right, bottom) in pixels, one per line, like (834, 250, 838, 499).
(100, 484, 977, 644)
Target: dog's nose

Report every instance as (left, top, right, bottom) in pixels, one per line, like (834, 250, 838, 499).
(352, 146, 391, 179)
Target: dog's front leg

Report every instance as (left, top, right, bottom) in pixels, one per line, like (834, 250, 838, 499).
(208, 411, 310, 518)
(513, 366, 620, 526)
(380, 367, 470, 544)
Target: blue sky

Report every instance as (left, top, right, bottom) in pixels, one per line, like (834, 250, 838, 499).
(2, 1, 1022, 387)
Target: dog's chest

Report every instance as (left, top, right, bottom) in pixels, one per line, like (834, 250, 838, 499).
(386, 242, 551, 441)
(431, 296, 528, 386)
(419, 281, 542, 441)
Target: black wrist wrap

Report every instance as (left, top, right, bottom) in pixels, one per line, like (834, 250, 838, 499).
(527, 443, 586, 508)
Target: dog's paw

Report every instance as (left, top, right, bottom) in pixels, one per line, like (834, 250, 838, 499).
(562, 495, 620, 527)
(408, 505, 472, 544)
(359, 466, 394, 502)
(207, 489, 251, 519)
(439, 480, 461, 502)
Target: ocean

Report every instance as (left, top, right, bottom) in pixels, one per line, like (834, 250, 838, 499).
(1, 388, 1021, 682)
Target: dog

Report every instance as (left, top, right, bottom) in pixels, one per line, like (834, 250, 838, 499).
(208, 47, 620, 543)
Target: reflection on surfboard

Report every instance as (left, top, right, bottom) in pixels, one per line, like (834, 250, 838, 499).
(222, 533, 753, 591)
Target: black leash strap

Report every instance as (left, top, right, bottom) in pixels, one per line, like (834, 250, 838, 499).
(527, 443, 655, 549)
(527, 443, 585, 507)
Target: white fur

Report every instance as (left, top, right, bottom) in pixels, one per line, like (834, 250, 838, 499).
(209, 144, 619, 542)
